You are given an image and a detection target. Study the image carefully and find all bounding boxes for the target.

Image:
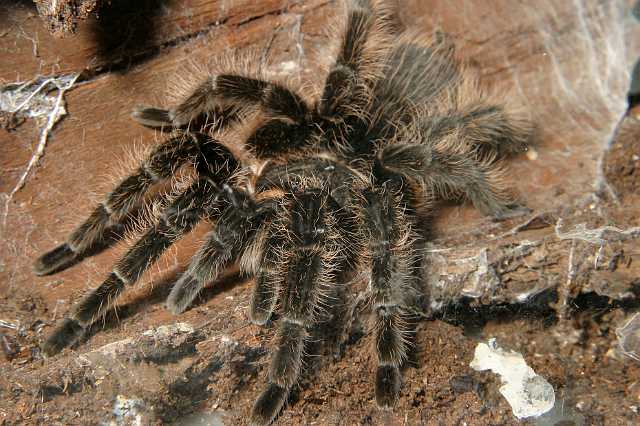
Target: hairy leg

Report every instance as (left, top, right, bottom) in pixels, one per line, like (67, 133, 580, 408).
(250, 156, 365, 325)
(247, 214, 288, 325)
(166, 188, 274, 314)
(422, 104, 532, 158)
(42, 178, 217, 356)
(318, 0, 392, 118)
(41, 140, 239, 356)
(34, 132, 206, 276)
(251, 190, 341, 426)
(133, 74, 309, 129)
(377, 143, 517, 217)
(361, 188, 416, 407)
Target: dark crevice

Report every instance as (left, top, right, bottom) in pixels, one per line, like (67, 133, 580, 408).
(84, 15, 231, 78)
(90, 0, 175, 71)
(436, 288, 559, 338)
(434, 282, 640, 340)
(628, 59, 640, 108)
(75, 1, 327, 84)
(569, 282, 640, 318)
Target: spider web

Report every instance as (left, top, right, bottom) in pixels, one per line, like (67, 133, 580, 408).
(402, 0, 640, 212)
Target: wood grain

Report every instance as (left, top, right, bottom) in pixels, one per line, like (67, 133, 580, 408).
(1, 1, 639, 424)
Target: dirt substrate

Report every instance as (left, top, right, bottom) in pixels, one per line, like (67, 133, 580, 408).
(2, 1, 640, 425)
(1, 261, 640, 426)
(2, 117, 640, 423)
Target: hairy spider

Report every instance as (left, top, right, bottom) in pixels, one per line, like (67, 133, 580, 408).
(34, 0, 532, 424)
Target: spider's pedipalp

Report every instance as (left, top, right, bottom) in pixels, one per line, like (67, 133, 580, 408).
(248, 217, 288, 325)
(34, 132, 203, 276)
(250, 157, 365, 326)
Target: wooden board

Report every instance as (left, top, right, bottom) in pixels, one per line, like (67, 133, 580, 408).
(1, 1, 639, 425)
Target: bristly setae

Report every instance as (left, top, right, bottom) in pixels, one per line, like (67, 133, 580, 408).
(34, 0, 532, 424)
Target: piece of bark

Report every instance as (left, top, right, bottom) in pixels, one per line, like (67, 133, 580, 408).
(32, 0, 100, 35)
(0, 0, 330, 81)
(1, 1, 640, 425)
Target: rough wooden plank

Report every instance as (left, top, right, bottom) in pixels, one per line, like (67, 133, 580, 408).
(0, 0, 329, 81)
(1, 1, 639, 425)
(1, 0, 333, 302)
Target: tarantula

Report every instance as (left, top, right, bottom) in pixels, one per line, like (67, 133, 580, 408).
(34, 0, 531, 424)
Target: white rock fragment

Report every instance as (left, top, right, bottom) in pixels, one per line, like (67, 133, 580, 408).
(109, 395, 145, 426)
(175, 411, 227, 426)
(142, 322, 194, 338)
(219, 335, 238, 347)
(470, 338, 555, 419)
(616, 313, 640, 361)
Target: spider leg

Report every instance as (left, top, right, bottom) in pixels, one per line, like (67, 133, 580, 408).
(248, 196, 360, 328)
(165, 188, 274, 314)
(42, 179, 210, 356)
(34, 132, 205, 276)
(318, 0, 391, 117)
(133, 74, 309, 129)
(362, 188, 415, 408)
(129, 106, 173, 128)
(247, 215, 288, 325)
(377, 143, 517, 217)
(41, 142, 239, 356)
(251, 189, 340, 426)
(423, 104, 532, 158)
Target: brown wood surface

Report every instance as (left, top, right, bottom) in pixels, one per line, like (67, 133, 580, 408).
(1, 1, 639, 425)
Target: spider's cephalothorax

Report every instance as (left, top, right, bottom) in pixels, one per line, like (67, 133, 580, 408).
(34, 1, 532, 424)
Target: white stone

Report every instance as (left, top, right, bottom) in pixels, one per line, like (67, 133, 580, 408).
(470, 338, 555, 419)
